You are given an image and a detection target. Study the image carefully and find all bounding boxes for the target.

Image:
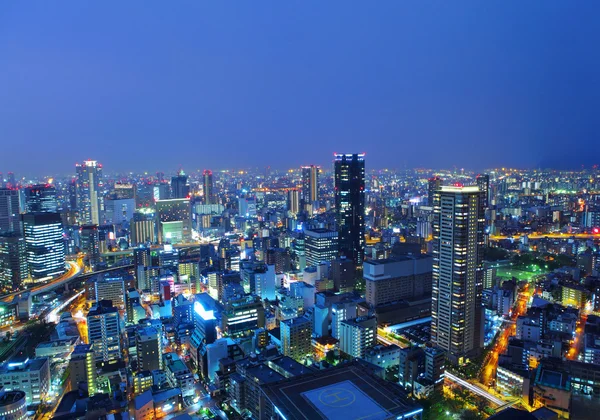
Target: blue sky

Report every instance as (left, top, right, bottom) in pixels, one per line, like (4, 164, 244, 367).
(1, 1, 599, 175)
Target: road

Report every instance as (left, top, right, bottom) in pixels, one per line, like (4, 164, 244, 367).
(489, 232, 600, 242)
(0, 260, 82, 303)
(481, 284, 533, 386)
(445, 371, 505, 406)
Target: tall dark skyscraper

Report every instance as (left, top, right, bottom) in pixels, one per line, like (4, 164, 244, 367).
(301, 165, 319, 209)
(203, 170, 216, 204)
(171, 169, 189, 199)
(476, 174, 490, 209)
(22, 212, 65, 280)
(431, 185, 485, 363)
(427, 176, 442, 207)
(0, 188, 21, 234)
(23, 184, 58, 213)
(334, 153, 365, 265)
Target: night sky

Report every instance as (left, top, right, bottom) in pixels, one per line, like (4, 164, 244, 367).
(1, 1, 599, 175)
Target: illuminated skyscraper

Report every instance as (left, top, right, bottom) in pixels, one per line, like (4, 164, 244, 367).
(431, 185, 485, 363)
(80, 225, 100, 269)
(203, 170, 216, 205)
(334, 153, 365, 265)
(23, 184, 58, 213)
(76, 160, 103, 225)
(304, 228, 338, 268)
(287, 189, 300, 217)
(301, 165, 319, 212)
(156, 198, 191, 243)
(0, 233, 28, 291)
(0, 188, 21, 234)
(427, 177, 442, 207)
(87, 300, 121, 363)
(22, 212, 65, 280)
(171, 169, 189, 199)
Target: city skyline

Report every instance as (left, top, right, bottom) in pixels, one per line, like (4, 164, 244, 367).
(2, 1, 600, 174)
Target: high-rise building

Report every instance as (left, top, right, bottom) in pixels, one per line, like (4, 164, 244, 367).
(69, 344, 97, 395)
(281, 316, 312, 362)
(203, 170, 216, 205)
(103, 194, 135, 225)
(156, 198, 191, 244)
(0, 233, 28, 292)
(22, 212, 65, 280)
(80, 225, 100, 268)
(23, 184, 58, 213)
(171, 170, 189, 199)
(87, 300, 121, 363)
(0, 188, 21, 234)
(131, 211, 157, 245)
(364, 256, 433, 307)
(339, 315, 377, 359)
(301, 165, 319, 211)
(137, 326, 163, 371)
(476, 174, 490, 209)
(287, 189, 300, 217)
(427, 177, 442, 207)
(330, 257, 356, 293)
(431, 185, 485, 362)
(242, 261, 276, 301)
(334, 153, 365, 265)
(76, 160, 103, 225)
(94, 276, 126, 309)
(0, 356, 50, 405)
(304, 228, 338, 268)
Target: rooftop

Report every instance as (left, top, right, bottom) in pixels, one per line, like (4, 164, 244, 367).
(261, 361, 421, 420)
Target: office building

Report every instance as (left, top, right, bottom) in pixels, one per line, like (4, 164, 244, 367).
(131, 211, 157, 245)
(103, 194, 135, 225)
(304, 228, 338, 268)
(171, 170, 189, 199)
(0, 188, 21, 234)
(364, 256, 433, 307)
(80, 224, 100, 268)
(431, 185, 485, 362)
(75, 160, 103, 225)
(0, 389, 27, 420)
(287, 189, 300, 217)
(476, 174, 490, 209)
(281, 316, 312, 362)
(427, 177, 442, 207)
(339, 315, 376, 359)
(69, 344, 97, 395)
(301, 165, 319, 212)
(137, 327, 163, 372)
(163, 352, 195, 397)
(23, 184, 58, 213)
(87, 300, 121, 363)
(94, 276, 126, 309)
(22, 213, 65, 280)
(334, 153, 365, 265)
(156, 198, 191, 244)
(0, 356, 50, 405)
(0, 233, 28, 291)
(203, 170, 216, 204)
(222, 294, 265, 337)
(331, 257, 356, 292)
(242, 261, 276, 301)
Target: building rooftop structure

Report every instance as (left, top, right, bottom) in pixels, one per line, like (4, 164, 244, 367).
(261, 361, 422, 420)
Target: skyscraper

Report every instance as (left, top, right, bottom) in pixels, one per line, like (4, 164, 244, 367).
(281, 317, 312, 362)
(304, 228, 338, 268)
(334, 153, 365, 265)
(0, 188, 21, 234)
(287, 189, 300, 217)
(156, 198, 191, 243)
(427, 177, 442, 207)
(476, 174, 490, 209)
(0, 233, 28, 292)
(171, 170, 189, 199)
(87, 300, 121, 363)
(76, 160, 103, 225)
(80, 225, 100, 269)
(22, 213, 65, 280)
(431, 185, 485, 363)
(69, 344, 97, 395)
(136, 326, 163, 371)
(23, 184, 58, 213)
(203, 170, 216, 204)
(301, 165, 319, 212)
